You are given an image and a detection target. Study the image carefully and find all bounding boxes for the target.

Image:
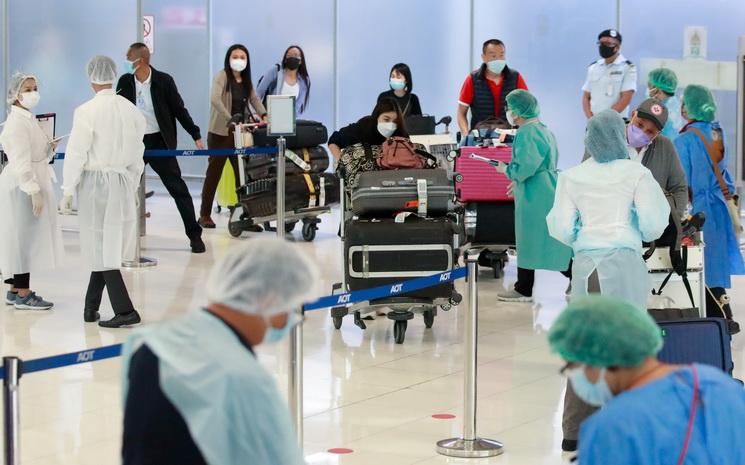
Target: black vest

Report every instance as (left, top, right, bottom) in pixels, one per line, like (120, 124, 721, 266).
(469, 66, 520, 129)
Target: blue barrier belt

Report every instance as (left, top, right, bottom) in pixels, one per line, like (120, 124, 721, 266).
(54, 146, 278, 160)
(21, 344, 123, 375)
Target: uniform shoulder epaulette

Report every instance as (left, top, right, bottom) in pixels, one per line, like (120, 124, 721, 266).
(588, 61, 597, 67)
(625, 60, 634, 67)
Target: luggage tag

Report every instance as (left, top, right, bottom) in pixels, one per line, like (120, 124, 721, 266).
(417, 178, 428, 216)
(302, 173, 317, 207)
(320, 176, 326, 206)
(286, 149, 312, 171)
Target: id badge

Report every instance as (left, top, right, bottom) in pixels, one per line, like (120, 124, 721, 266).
(606, 83, 614, 97)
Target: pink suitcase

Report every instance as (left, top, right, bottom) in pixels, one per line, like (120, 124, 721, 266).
(454, 146, 513, 202)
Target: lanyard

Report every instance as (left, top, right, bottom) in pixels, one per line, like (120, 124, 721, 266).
(676, 365, 700, 465)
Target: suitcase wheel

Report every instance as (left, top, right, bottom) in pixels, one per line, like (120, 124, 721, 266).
(423, 309, 435, 329)
(302, 222, 317, 242)
(449, 292, 463, 306)
(394, 320, 407, 344)
(228, 221, 243, 238)
(354, 311, 367, 330)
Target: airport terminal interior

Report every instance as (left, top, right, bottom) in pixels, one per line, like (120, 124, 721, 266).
(1, 1, 745, 464)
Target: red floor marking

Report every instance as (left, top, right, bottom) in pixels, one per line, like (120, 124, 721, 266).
(432, 414, 456, 419)
(328, 448, 354, 454)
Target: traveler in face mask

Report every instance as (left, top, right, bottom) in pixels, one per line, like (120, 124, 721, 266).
(256, 45, 311, 116)
(582, 29, 637, 119)
(548, 295, 745, 464)
(457, 38, 528, 136)
(121, 237, 319, 465)
(0, 73, 64, 310)
(377, 63, 422, 117)
(199, 44, 267, 230)
(646, 68, 684, 140)
(328, 98, 408, 160)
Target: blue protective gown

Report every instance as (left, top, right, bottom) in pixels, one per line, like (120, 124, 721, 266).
(121, 310, 305, 465)
(674, 122, 745, 288)
(579, 365, 745, 465)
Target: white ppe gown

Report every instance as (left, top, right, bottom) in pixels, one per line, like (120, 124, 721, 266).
(0, 105, 64, 276)
(547, 158, 669, 308)
(62, 89, 145, 271)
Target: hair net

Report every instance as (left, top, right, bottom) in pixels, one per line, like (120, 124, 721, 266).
(206, 237, 321, 315)
(6, 73, 37, 105)
(585, 110, 628, 163)
(505, 89, 540, 119)
(87, 55, 117, 85)
(683, 84, 717, 122)
(548, 295, 662, 368)
(647, 68, 677, 95)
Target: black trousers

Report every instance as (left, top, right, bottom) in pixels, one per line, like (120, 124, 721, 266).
(514, 264, 572, 297)
(85, 271, 135, 315)
(143, 133, 202, 239)
(4, 273, 30, 289)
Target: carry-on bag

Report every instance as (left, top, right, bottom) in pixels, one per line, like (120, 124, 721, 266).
(405, 115, 436, 135)
(344, 216, 456, 300)
(252, 120, 328, 149)
(241, 172, 339, 218)
(464, 201, 515, 245)
(351, 168, 453, 217)
(243, 146, 329, 182)
(337, 143, 381, 193)
(454, 146, 512, 202)
(657, 318, 734, 374)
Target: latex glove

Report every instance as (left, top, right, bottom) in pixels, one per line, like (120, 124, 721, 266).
(507, 181, 515, 198)
(494, 160, 508, 174)
(59, 195, 73, 214)
(195, 138, 205, 150)
(31, 192, 44, 217)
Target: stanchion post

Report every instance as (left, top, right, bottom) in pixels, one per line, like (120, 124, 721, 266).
(122, 176, 157, 268)
(436, 250, 503, 458)
(3, 357, 21, 465)
(276, 136, 286, 239)
(288, 308, 304, 446)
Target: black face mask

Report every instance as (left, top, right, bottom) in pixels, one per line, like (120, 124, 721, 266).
(599, 44, 617, 59)
(283, 57, 301, 71)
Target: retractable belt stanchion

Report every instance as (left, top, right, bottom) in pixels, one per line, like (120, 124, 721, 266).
(122, 176, 157, 268)
(3, 357, 21, 465)
(437, 249, 503, 458)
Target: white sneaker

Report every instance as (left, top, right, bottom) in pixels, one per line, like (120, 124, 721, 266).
(496, 289, 533, 303)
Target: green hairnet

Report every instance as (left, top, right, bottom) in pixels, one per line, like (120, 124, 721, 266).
(648, 68, 678, 95)
(548, 295, 663, 368)
(505, 89, 540, 119)
(683, 84, 717, 122)
(585, 110, 628, 163)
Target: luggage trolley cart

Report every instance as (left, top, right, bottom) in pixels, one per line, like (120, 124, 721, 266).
(227, 122, 337, 241)
(329, 175, 462, 344)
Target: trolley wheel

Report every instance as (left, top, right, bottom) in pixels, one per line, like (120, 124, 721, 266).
(440, 303, 452, 312)
(423, 309, 435, 329)
(227, 209, 243, 237)
(216, 205, 222, 213)
(332, 316, 343, 330)
(454, 173, 464, 183)
(302, 223, 317, 242)
(285, 221, 298, 233)
(394, 320, 407, 344)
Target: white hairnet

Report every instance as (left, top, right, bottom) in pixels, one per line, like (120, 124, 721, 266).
(6, 72, 37, 105)
(87, 55, 117, 85)
(206, 238, 321, 315)
(585, 110, 628, 163)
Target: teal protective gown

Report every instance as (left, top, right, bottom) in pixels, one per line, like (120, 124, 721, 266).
(506, 120, 572, 271)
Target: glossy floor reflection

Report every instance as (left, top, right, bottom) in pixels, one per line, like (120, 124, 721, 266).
(1, 194, 743, 465)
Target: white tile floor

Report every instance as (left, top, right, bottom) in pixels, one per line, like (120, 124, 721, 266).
(1, 194, 744, 465)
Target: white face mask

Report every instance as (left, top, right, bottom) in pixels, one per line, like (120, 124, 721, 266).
(505, 109, 515, 127)
(19, 91, 40, 110)
(230, 58, 247, 72)
(377, 121, 397, 138)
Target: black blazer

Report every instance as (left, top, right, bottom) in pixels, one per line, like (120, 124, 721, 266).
(116, 67, 201, 150)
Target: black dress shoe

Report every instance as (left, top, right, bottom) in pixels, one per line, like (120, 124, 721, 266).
(84, 309, 100, 323)
(190, 236, 206, 253)
(98, 310, 141, 328)
(562, 439, 578, 452)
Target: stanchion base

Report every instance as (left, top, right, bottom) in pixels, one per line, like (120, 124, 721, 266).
(122, 257, 158, 269)
(436, 437, 504, 458)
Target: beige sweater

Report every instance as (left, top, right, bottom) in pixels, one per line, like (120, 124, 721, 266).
(208, 70, 267, 136)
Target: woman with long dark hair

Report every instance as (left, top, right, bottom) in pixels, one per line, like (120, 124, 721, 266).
(199, 44, 267, 229)
(327, 97, 408, 160)
(377, 63, 422, 117)
(256, 45, 311, 115)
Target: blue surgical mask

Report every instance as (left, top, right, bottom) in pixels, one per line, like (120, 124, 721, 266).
(568, 367, 614, 407)
(124, 58, 140, 75)
(390, 78, 406, 91)
(264, 312, 303, 344)
(486, 59, 506, 75)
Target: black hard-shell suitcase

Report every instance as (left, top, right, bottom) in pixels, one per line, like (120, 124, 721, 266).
(657, 318, 734, 374)
(467, 202, 515, 245)
(351, 169, 453, 217)
(243, 146, 329, 182)
(252, 120, 328, 149)
(241, 173, 339, 218)
(344, 217, 456, 300)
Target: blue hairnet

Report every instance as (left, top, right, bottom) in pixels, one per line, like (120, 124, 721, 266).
(548, 295, 663, 368)
(585, 110, 628, 163)
(206, 237, 320, 316)
(6, 72, 37, 105)
(505, 89, 540, 119)
(683, 84, 717, 122)
(648, 68, 678, 95)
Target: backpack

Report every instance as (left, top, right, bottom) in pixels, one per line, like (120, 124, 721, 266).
(337, 143, 381, 192)
(377, 137, 436, 170)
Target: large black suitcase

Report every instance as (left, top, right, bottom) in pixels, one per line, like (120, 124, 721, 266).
(344, 217, 456, 300)
(243, 146, 329, 182)
(657, 318, 734, 374)
(466, 201, 515, 245)
(351, 169, 453, 217)
(252, 120, 328, 149)
(241, 173, 340, 218)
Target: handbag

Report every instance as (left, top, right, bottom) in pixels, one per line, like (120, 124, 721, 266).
(647, 245, 700, 322)
(377, 137, 436, 170)
(337, 143, 381, 192)
(687, 126, 743, 237)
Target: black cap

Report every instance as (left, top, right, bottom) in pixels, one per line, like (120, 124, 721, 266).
(598, 29, 622, 43)
(636, 99, 668, 131)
